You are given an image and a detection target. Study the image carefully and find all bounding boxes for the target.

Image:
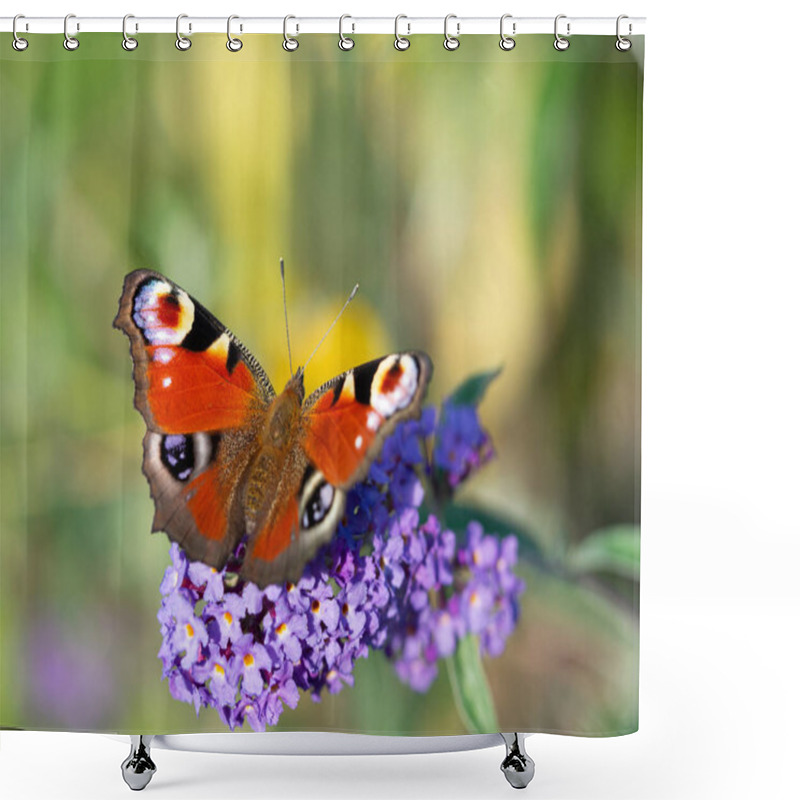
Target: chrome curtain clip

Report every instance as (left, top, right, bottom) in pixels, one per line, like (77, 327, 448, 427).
(227, 15, 243, 52)
(64, 13, 79, 51)
(444, 14, 460, 51)
(394, 14, 410, 51)
(176, 14, 191, 51)
(500, 14, 516, 51)
(283, 15, 299, 51)
(616, 15, 632, 51)
(12, 14, 28, 51)
(554, 14, 570, 51)
(339, 14, 355, 51)
(122, 14, 138, 51)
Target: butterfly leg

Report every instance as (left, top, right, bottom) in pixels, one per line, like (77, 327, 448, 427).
(121, 735, 156, 791)
(500, 733, 535, 789)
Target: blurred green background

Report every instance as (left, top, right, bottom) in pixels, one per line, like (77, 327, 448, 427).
(0, 34, 642, 735)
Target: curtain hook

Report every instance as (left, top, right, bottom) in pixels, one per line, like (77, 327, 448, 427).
(122, 14, 138, 51)
(12, 14, 28, 52)
(554, 14, 570, 51)
(227, 15, 243, 52)
(339, 14, 355, 51)
(175, 14, 191, 50)
(394, 15, 410, 51)
(616, 15, 632, 51)
(283, 15, 299, 51)
(443, 14, 460, 51)
(63, 13, 79, 51)
(499, 14, 516, 51)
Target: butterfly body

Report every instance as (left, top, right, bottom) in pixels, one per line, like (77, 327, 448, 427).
(115, 270, 431, 587)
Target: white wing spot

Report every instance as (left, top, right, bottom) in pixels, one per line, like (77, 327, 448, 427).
(152, 347, 174, 364)
(367, 412, 381, 431)
(371, 355, 419, 418)
(355, 435, 363, 450)
(162, 377, 172, 388)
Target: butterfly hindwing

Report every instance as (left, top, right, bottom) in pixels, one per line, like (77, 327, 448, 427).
(240, 464, 346, 586)
(141, 429, 249, 569)
(302, 352, 433, 488)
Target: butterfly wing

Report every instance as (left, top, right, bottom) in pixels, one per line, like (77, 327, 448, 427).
(114, 269, 273, 568)
(239, 464, 347, 587)
(302, 352, 433, 487)
(239, 352, 432, 587)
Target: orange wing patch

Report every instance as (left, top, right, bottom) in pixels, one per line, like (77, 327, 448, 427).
(249, 497, 299, 564)
(184, 466, 234, 547)
(146, 342, 257, 433)
(305, 402, 381, 487)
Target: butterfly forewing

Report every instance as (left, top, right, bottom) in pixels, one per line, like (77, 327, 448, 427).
(302, 352, 433, 488)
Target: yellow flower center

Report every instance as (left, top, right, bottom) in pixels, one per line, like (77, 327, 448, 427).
(185, 623, 194, 638)
(276, 623, 287, 636)
(214, 663, 225, 678)
(223, 612, 233, 626)
(469, 591, 479, 606)
(243, 653, 254, 668)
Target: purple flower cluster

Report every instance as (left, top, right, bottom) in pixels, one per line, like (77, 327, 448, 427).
(157, 395, 524, 730)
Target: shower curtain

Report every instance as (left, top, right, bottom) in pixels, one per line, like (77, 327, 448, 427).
(0, 29, 643, 738)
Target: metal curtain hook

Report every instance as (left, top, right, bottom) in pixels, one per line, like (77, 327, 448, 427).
(554, 14, 570, 51)
(64, 13, 79, 51)
(339, 14, 355, 50)
(394, 14, 410, 51)
(443, 14, 460, 51)
(227, 15, 243, 51)
(283, 15, 299, 51)
(616, 14, 632, 51)
(499, 14, 516, 51)
(12, 14, 28, 51)
(176, 14, 191, 50)
(339, 14, 356, 50)
(122, 14, 138, 51)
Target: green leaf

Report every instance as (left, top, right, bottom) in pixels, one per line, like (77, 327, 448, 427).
(568, 525, 640, 580)
(446, 634, 499, 733)
(447, 366, 503, 407)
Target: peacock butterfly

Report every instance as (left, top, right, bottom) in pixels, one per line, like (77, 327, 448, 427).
(114, 269, 432, 588)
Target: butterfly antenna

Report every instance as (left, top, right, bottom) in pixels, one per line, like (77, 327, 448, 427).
(280, 257, 294, 375)
(303, 284, 360, 373)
